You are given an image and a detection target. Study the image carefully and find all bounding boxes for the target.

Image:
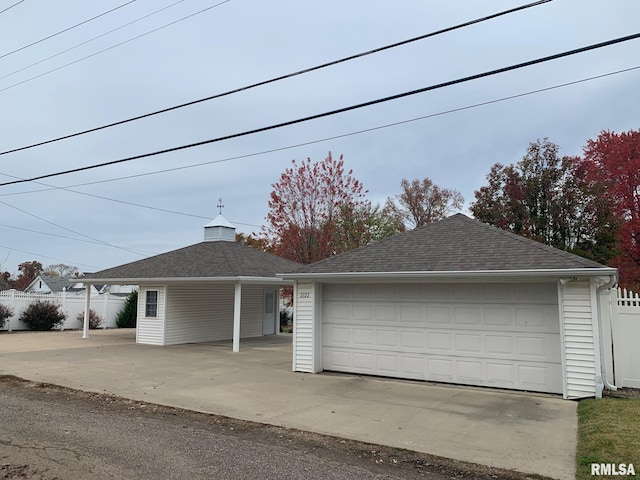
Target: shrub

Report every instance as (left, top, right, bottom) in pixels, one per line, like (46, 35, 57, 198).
(116, 290, 138, 328)
(19, 300, 66, 331)
(75, 309, 103, 329)
(0, 304, 13, 329)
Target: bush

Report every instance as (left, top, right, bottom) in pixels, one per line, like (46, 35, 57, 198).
(0, 304, 13, 329)
(76, 309, 103, 329)
(116, 290, 138, 328)
(19, 300, 66, 331)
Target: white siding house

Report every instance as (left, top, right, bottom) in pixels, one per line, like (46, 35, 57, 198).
(283, 214, 618, 400)
(84, 214, 299, 350)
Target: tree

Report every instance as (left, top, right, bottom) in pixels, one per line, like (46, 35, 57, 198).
(581, 129, 640, 288)
(383, 177, 464, 230)
(265, 152, 371, 264)
(116, 290, 138, 328)
(44, 263, 79, 277)
(12, 261, 43, 290)
(470, 139, 618, 264)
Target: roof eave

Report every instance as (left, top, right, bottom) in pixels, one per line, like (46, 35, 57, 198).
(83, 276, 294, 285)
(279, 268, 618, 282)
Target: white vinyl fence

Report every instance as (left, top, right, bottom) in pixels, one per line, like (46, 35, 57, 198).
(0, 289, 127, 331)
(612, 288, 640, 389)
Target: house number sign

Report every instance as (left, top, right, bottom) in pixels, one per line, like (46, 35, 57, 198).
(298, 292, 311, 299)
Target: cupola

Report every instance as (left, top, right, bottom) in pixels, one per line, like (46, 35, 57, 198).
(204, 198, 236, 242)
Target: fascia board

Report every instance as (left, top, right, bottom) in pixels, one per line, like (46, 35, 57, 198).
(83, 276, 294, 285)
(279, 268, 618, 282)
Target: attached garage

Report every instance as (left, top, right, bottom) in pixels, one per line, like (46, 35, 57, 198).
(321, 282, 562, 394)
(283, 214, 618, 399)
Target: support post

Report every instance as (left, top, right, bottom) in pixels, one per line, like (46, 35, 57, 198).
(83, 283, 92, 339)
(233, 283, 241, 352)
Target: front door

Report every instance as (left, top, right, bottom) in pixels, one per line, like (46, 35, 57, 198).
(263, 288, 277, 335)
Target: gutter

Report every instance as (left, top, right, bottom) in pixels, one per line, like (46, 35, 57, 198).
(279, 267, 618, 282)
(595, 274, 618, 395)
(82, 276, 294, 286)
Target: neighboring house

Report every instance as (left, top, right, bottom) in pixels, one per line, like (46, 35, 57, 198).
(25, 275, 73, 293)
(25, 275, 102, 295)
(84, 214, 300, 351)
(281, 214, 618, 400)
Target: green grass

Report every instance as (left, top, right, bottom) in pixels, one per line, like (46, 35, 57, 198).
(577, 397, 640, 479)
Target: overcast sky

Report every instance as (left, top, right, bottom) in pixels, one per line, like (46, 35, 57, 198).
(0, 0, 638, 275)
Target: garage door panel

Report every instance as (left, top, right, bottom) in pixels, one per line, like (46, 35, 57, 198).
(322, 283, 562, 394)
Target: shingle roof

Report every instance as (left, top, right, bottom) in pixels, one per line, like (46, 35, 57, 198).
(86, 241, 301, 280)
(287, 214, 609, 274)
(40, 275, 73, 292)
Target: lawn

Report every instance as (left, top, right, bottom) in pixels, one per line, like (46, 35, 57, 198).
(577, 396, 640, 479)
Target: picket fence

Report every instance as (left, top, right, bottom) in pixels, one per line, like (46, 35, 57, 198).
(0, 289, 127, 331)
(613, 288, 640, 389)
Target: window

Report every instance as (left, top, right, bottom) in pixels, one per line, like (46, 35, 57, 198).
(145, 290, 158, 317)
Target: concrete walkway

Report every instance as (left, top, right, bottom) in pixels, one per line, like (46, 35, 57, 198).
(0, 330, 577, 479)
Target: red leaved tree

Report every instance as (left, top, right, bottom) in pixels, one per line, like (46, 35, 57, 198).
(581, 129, 640, 288)
(265, 152, 370, 264)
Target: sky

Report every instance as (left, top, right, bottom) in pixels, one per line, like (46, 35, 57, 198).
(0, 0, 638, 276)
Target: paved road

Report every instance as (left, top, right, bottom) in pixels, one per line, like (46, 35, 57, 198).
(2, 376, 545, 480)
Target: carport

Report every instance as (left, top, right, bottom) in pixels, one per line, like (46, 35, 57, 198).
(82, 213, 299, 351)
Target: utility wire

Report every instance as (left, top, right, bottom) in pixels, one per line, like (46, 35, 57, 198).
(0, 243, 99, 269)
(0, 0, 136, 60)
(0, 0, 25, 16)
(0, 0, 186, 82)
(0, 0, 231, 94)
(0, 199, 153, 256)
(0, 223, 110, 245)
(0, 0, 552, 156)
(0, 64, 636, 227)
(2, 32, 638, 188)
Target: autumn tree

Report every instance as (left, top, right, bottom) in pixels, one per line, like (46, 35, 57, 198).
(265, 152, 380, 264)
(43, 263, 79, 277)
(470, 139, 618, 264)
(383, 177, 464, 230)
(12, 260, 43, 290)
(581, 129, 640, 288)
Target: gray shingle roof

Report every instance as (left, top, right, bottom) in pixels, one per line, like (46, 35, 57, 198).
(287, 214, 609, 274)
(39, 275, 73, 292)
(86, 241, 301, 280)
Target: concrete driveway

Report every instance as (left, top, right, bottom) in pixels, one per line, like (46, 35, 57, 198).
(0, 330, 577, 479)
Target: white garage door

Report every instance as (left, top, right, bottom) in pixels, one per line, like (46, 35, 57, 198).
(322, 283, 563, 394)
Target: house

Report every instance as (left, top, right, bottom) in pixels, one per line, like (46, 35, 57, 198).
(83, 214, 300, 351)
(25, 275, 72, 293)
(25, 275, 102, 295)
(280, 214, 618, 400)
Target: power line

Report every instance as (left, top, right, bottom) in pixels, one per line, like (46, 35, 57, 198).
(0, 0, 186, 82)
(0, 0, 136, 60)
(0, 243, 100, 269)
(0, 223, 108, 245)
(0, 64, 636, 228)
(2, 32, 638, 188)
(0, 0, 552, 156)
(0, 199, 153, 256)
(0, 0, 231, 94)
(0, 0, 25, 16)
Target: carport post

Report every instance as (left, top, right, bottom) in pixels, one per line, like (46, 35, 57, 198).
(83, 283, 91, 339)
(233, 283, 241, 352)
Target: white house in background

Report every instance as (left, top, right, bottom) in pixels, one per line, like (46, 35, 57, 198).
(25, 275, 104, 295)
(83, 213, 300, 351)
(281, 214, 620, 400)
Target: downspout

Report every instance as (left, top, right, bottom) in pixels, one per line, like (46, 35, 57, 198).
(595, 275, 618, 394)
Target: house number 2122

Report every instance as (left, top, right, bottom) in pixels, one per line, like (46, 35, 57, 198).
(298, 292, 311, 299)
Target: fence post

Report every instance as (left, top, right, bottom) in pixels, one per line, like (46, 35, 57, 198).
(102, 291, 109, 329)
(8, 289, 15, 332)
(60, 288, 66, 331)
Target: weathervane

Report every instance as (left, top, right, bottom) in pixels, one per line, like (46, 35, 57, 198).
(217, 196, 224, 214)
